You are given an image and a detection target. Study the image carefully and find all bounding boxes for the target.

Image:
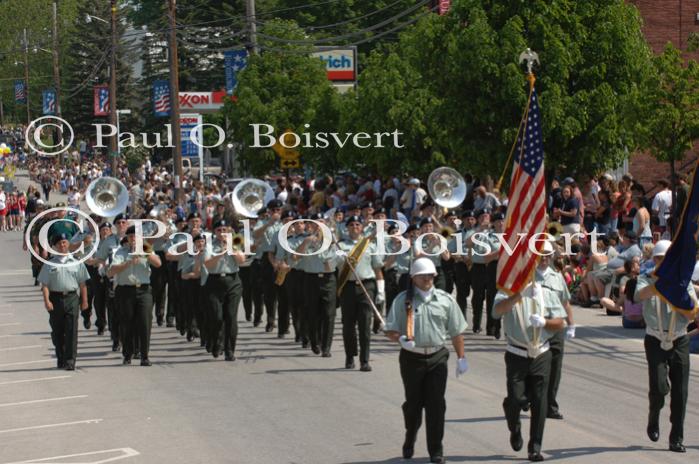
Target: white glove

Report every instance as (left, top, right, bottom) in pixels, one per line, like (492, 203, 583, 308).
(529, 314, 547, 328)
(456, 357, 469, 377)
(335, 249, 347, 258)
(375, 280, 386, 305)
(566, 325, 576, 339)
(522, 282, 542, 300)
(399, 335, 416, 350)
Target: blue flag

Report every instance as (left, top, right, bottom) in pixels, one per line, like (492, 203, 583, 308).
(42, 89, 56, 115)
(153, 80, 171, 117)
(654, 161, 699, 319)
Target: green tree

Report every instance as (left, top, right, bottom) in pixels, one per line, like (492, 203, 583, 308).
(221, 19, 333, 176)
(632, 43, 699, 220)
(352, 0, 652, 179)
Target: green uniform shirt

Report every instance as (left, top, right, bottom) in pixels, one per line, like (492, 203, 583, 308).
(493, 267, 568, 347)
(198, 254, 209, 286)
(95, 234, 122, 262)
(204, 241, 240, 274)
(37, 256, 90, 292)
(274, 232, 304, 270)
(386, 288, 467, 346)
(110, 246, 152, 285)
(179, 253, 197, 275)
(470, 228, 498, 264)
(394, 246, 415, 275)
(258, 220, 282, 254)
(635, 276, 694, 339)
(300, 238, 338, 274)
(336, 238, 384, 280)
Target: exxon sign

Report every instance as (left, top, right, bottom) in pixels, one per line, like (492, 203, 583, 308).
(178, 91, 227, 113)
(312, 47, 357, 82)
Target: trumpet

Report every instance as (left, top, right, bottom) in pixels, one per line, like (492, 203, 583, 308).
(440, 226, 455, 239)
(230, 232, 245, 251)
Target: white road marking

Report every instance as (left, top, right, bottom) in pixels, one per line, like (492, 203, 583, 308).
(0, 313, 14, 316)
(2, 447, 140, 464)
(0, 418, 102, 435)
(0, 395, 87, 408)
(0, 345, 42, 352)
(0, 359, 54, 368)
(0, 323, 20, 327)
(0, 335, 17, 338)
(0, 375, 71, 386)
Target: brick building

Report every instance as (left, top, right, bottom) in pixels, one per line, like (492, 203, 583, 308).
(626, 0, 699, 191)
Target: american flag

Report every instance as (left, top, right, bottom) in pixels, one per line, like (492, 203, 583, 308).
(94, 85, 109, 116)
(153, 80, 171, 117)
(496, 86, 547, 294)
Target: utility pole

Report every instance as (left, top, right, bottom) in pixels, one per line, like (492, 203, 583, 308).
(245, 0, 258, 55)
(22, 28, 30, 126)
(0, 96, 4, 127)
(53, 1, 63, 164)
(168, 0, 183, 203)
(109, 0, 119, 175)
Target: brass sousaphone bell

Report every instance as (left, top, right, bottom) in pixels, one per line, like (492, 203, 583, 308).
(85, 176, 130, 217)
(427, 167, 467, 209)
(229, 179, 275, 218)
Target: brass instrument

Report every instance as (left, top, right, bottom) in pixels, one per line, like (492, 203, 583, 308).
(231, 232, 245, 251)
(229, 179, 274, 218)
(336, 236, 371, 297)
(85, 177, 129, 217)
(440, 226, 455, 239)
(274, 262, 290, 285)
(427, 167, 467, 208)
(547, 221, 563, 238)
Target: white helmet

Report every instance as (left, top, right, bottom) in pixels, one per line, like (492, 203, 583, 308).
(540, 240, 554, 255)
(652, 240, 672, 257)
(410, 257, 437, 277)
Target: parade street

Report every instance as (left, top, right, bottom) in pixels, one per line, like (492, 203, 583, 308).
(0, 179, 695, 464)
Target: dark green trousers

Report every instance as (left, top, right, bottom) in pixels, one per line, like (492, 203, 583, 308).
(206, 274, 242, 355)
(471, 262, 498, 333)
(453, 262, 471, 321)
(305, 272, 337, 352)
(261, 258, 278, 325)
(239, 265, 254, 321)
(48, 292, 79, 364)
(166, 261, 179, 323)
(182, 279, 200, 336)
(547, 331, 565, 415)
(116, 285, 153, 360)
(340, 279, 376, 363)
(503, 350, 552, 454)
(249, 259, 265, 324)
(283, 269, 304, 339)
(644, 334, 690, 444)
(399, 347, 449, 459)
(150, 251, 168, 323)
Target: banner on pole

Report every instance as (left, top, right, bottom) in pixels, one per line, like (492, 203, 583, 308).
(153, 80, 171, 117)
(14, 80, 26, 103)
(42, 89, 57, 115)
(224, 49, 248, 95)
(93, 85, 109, 116)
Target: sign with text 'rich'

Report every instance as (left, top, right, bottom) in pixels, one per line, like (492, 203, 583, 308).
(312, 47, 357, 81)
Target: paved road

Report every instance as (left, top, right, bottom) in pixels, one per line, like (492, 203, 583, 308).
(0, 174, 698, 464)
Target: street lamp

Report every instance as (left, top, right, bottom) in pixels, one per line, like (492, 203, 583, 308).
(116, 108, 131, 156)
(85, 13, 109, 24)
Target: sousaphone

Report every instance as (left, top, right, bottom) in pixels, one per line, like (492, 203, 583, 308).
(427, 167, 467, 209)
(85, 176, 129, 217)
(229, 179, 275, 218)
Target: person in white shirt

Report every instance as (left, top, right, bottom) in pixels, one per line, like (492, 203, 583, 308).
(651, 180, 672, 230)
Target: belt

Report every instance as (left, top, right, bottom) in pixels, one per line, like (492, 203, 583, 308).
(506, 341, 550, 359)
(209, 272, 238, 278)
(646, 328, 687, 343)
(118, 283, 150, 289)
(310, 272, 335, 278)
(348, 278, 375, 285)
(403, 346, 444, 355)
(49, 290, 77, 297)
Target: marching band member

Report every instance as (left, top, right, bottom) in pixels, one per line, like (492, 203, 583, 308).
(203, 220, 246, 360)
(452, 210, 476, 320)
(164, 217, 188, 328)
(296, 213, 338, 356)
(180, 234, 206, 342)
(415, 217, 450, 291)
(635, 240, 695, 453)
(493, 240, 568, 462)
(465, 208, 497, 334)
(384, 257, 468, 464)
(108, 225, 162, 366)
(270, 210, 297, 338)
(94, 214, 129, 351)
(336, 215, 384, 372)
(253, 199, 284, 332)
(38, 234, 90, 370)
(250, 207, 269, 327)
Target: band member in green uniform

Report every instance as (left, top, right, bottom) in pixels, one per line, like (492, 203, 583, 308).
(254, 200, 284, 332)
(384, 257, 468, 464)
(38, 234, 90, 370)
(108, 226, 162, 366)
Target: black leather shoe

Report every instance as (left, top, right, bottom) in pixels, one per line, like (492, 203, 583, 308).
(83, 319, 91, 330)
(253, 320, 261, 327)
(430, 456, 446, 464)
(647, 417, 659, 442)
(277, 333, 285, 339)
(265, 323, 273, 332)
(528, 452, 544, 462)
(64, 360, 75, 371)
(186, 331, 193, 342)
(547, 411, 563, 420)
(112, 341, 120, 352)
(57, 360, 66, 369)
(360, 362, 372, 372)
(295, 335, 301, 343)
(321, 351, 331, 358)
(472, 328, 482, 334)
(494, 329, 501, 340)
(140, 358, 152, 367)
(510, 427, 523, 452)
(123, 357, 131, 365)
(166, 318, 175, 328)
(402, 444, 414, 459)
(225, 352, 236, 361)
(157, 317, 164, 327)
(212, 349, 220, 359)
(522, 402, 530, 412)
(97, 327, 105, 336)
(302, 341, 309, 349)
(311, 345, 321, 355)
(669, 442, 686, 453)
(133, 352, 141, 360)
(345, 356, 355, 369)
(245, 315, 252, 322)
